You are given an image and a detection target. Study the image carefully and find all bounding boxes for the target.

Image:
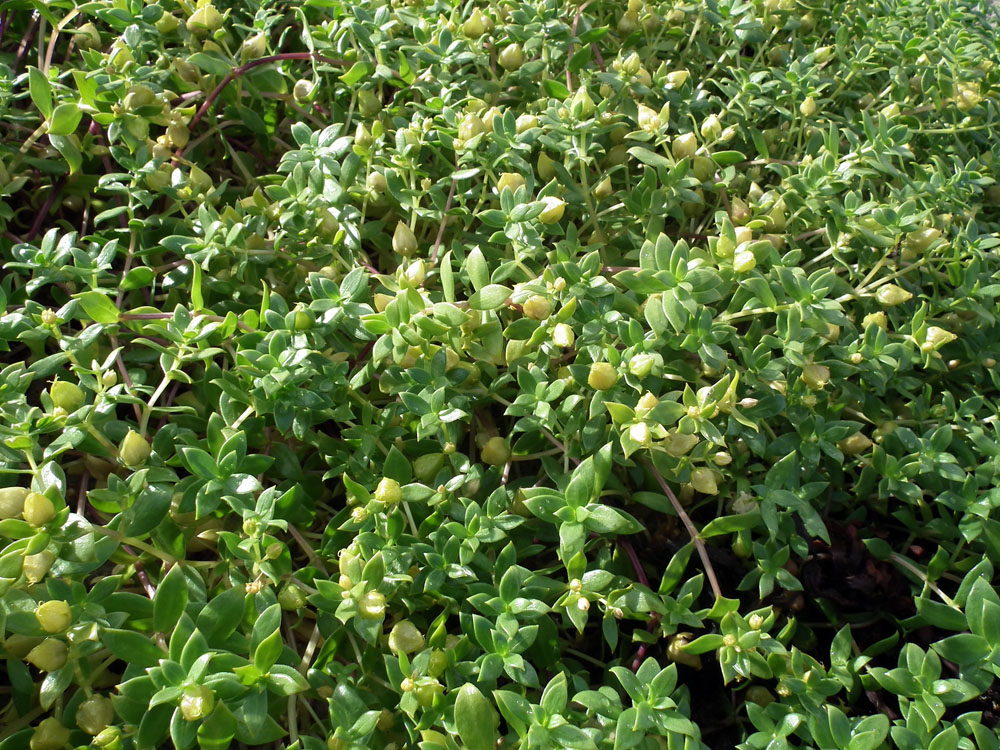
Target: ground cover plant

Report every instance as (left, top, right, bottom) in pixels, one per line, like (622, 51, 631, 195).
(1, 0, 1000, 747)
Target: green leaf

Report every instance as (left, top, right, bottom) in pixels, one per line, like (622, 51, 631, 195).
(197, 703, 238, 750)
(102, 627, 166, 667)
(454, 683, 498, 750)
(711, 150, 746, 165)
(28, 66, 53, 119)
(154, 564, 189, 633)
(340, 61, 373, 85)
(466, 247, 489, 291)
(49, 134, 82, 174)
(179, 446, 218, 480)
(700, 511, 761, 538)
(540, 672, 568, 716)
(47, 102, 82, 136)
(74, 292, 120, 324)
(469, 284, 512, 310)
(541, 79, 570, 100)
(628, 147, 671, 168)
(253, 627, 284, 672)
(196, 586, 246, 645)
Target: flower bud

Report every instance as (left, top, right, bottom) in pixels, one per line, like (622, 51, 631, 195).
(538, 196, 566, 224)
(23, 551, 56, 583)
(628, 353, 655, 378)
(50, 380, 85, 412)
(671, 133, 697, 160)
(74, 22, 102, 50)
(240, 32, 267, 62)
(23, 492, 56, 526)
(838, 432, 873, 455)
(629, 422, 651, 446)
(0, 487, 29, 520)
(637, 104, 660, 132)
(375, 477, 402, 505)
(278, 585, 307, 611)
(921, 326, 957, 353)
(403, 260, 425, 287)
(358, 590, 386, 619)
(588, 362, 618, 391)
(427, 649, 449, 677)
(746, 686, 776, 706)
(180, 685, 214, 721)
(552, 323, 575, 348)
(593, 175, 613, 200)
(458, 113, 486, 141)
(77, 695, 115, 735)
(392, 221, 418, 256)
(119, 430, 152, 467)
(358, 89, 382, 117)
(36, 600, 72, 634)
(666, 70, 690, 89)
(733, 248, 756, 273)
(814, 46, 833, 63)
(666, 634, 702, 669)
(712, 451, 732, 466)
(388, 620, 425, 654)
(186, 4, 222, 35)
(498, 43, 524, 71)
(571, 86, 596, 119)
(799, 97, 817, 118)
(689, 468, 718, 495)
(700, 114, 722, 141)
(368, 172, 387, 193)
(27, 638, 68, 672)
(30, 718, 70, 750)
(497, 172, 526, 194)
(481, 436, 511, 466)
(463, 8, 486, 38)
(292, 79, 315, 103)
(903, 227, 941, 256)
(862, 311, 887, 329)
(730, 197, 751, 224)
(523, 295, 552, 320)
(875, 283, 913, 307)
(800, 364, 830, 390)
(955, 82, 982, 112)
(515, 114, 538, 133)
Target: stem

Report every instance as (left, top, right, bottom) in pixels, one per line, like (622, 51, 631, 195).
(640, 457, 722, 601)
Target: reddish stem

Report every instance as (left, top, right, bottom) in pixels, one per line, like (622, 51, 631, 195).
(187, 53, 346, 133)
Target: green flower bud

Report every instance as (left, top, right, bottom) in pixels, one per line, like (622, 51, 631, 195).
(666, 634, 702, 669)
(592, 175, 613, 200)
(27, 638, 68, 672)
(498, 43, 524, 71)
(523, 295, 552, 320)
(672, 133, 697, 160)
(375, 477, 402, 505)
(293, 79, 315, 102)
(23, 551, 56, 583)
(700, 114, 722, 140)
(538, 196, 566, 224)
(628, 353, 655, 378)
(180, 685, 214, 721)
(0, 487, 29, 520)
(415, 678, 443, 707)
(875, 283, 913, 307)
(534, 153, 562, 185)
(629, 422, 651, 446)
(745, 686, 775, 706)
(733, 248, 757, 273)
(74, 22, 102, 49)
(413, 453, 445, 483)
(903, 227, 941, 255)
(921, 326, 957, 353)
(119, 430, 152, 467)
(799, 96, 817, 117)
(571, 86, 596, 119)
(497, 172, 526, 194)
(186, 5, 222, 35)
(388, 620, 425, 654)
(402, 259, 425, 287)
(358, 590, 386, 620)
(368, 172, 387, 193)
(240, 32, 267, 62)
(30, 718, 70, 750)
(730, 197, 751, 224)
(77, 695, 115, 735)
(50, 380, 85, 412)
(664, 432, 699, 457)
(862, 311, 887, 329)
(155, 13, 180, 34)
(427, 648, 449, 677)
(666, 70, 690, 89)
(800, 363, 830, 390)
(23, 492, 56, 526)
(36, 600, 72, 634)
(515, 114, 538, 133)
(458, 113, 486, 141)
(463, 8, 486, 38)
(838, 432, 873, 455)
(637, 104, 660, 132)
(552, 323, 575, 349)
(588, 362, 618, 390)
(278, 584, 307, 611)
(358, 89, 381, 117)
(481, 437, 511, 466)
(391, 221, 417, 256)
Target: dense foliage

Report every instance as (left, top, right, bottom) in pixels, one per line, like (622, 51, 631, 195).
(2, 0, 1000, 748)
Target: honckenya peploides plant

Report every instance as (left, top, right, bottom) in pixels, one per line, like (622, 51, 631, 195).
(1, 0, 1000, 748)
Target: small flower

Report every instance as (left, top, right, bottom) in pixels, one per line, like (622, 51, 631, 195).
(35, 600, 72, 634)
(392, 221, 418, 256)
(588, 362, 618, 390)
(388, 620, 425, 654)
(119, 430, 152, 467)
(481, 436, 511, 466)
(875, 283, 913, 307)
(538, 196, 566, 224)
